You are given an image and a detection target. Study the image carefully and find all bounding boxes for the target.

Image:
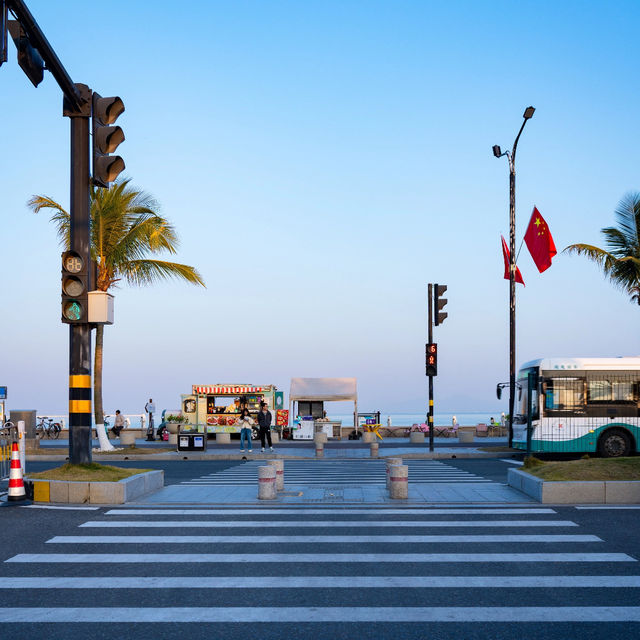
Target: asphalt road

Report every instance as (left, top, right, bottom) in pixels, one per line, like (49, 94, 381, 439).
(0, 501, 638, 639)
(23, 457, 518, 486)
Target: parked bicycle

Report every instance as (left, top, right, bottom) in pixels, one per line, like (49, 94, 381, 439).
(36, 417, 62, 439)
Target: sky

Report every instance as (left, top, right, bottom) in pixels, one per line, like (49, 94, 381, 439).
(1, 0, 639, 419)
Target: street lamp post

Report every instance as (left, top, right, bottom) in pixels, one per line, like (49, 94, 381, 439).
(493, 106, 535, 447)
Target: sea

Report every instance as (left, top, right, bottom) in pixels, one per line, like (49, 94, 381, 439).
(328, 412, 503, 427)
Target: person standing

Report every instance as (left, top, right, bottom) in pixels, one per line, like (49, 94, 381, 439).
(145, 398, 156, 441)
(258, 401, 273, 452)
(239, 408, 253, 453)
(111, 410, 125, 438)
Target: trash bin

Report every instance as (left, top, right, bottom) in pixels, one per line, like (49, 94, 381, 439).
(177, 432, 207, 452)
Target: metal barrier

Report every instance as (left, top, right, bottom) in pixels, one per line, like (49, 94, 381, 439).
(1, 422, 15, 484)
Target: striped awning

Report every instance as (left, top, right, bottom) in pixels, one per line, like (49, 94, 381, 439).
(193, 385, 265, 395)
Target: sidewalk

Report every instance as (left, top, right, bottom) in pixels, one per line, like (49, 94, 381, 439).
(31, 436, 518, 462)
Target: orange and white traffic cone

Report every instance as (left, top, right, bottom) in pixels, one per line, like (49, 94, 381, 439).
(4, 441, 30, 505)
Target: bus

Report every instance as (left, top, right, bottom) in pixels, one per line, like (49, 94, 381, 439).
(511, 357, 640, 457)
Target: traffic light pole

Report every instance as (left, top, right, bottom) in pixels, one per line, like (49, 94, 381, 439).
(65, 84, 92, 465)
(427, 284, 434, 452)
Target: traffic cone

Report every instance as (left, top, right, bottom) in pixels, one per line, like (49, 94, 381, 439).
(3, 441, 31, 506)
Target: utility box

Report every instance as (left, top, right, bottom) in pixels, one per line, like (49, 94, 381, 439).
(88, 291, 114, 324)
(178, 432, 207, 452)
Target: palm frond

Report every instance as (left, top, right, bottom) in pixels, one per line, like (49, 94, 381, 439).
(121, 259, 206, 288)
(27, 195, 70, 247)
(562, 243, 617, 273)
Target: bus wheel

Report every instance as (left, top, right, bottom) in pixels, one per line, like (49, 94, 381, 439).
(597, 429, 631, 458)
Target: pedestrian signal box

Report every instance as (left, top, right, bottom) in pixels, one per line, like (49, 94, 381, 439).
(425, 343, 437, 376)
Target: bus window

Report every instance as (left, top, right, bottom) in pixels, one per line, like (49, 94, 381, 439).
(544, 377, 585, 415)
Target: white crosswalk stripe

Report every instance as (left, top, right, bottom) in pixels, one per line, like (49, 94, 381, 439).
(178, 460, 494, 486)
(1, 504, 638, 631)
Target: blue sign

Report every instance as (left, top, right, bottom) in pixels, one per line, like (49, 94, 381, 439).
(0, 387, 6, 399)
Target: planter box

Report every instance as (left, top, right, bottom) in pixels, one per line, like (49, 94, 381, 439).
(25, 470, 164, 505)
(508, 468, 640, 504)
(167, 423, 182, 434)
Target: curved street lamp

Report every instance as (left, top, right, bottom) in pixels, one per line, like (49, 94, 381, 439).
(493, 106, 535, 447)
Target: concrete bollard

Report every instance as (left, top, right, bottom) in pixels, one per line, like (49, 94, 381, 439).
(271, 432, 280, 444)
(410, 431, 425, 444)
(168, 433, 178, 445)
(370, 442, 379, 458)
(389, 464, 408, 499)
(315, 441, 324, 458)
(362, 431, 375, 443)
(458, 430, 474, 444)
(120, 431, 136, 446)
(386, 457, 402, 490)
(267, 459, 284, 491)
(216, 432, 231, 444)
(314, 432, 328, 444)
(258, 466, 277, 500)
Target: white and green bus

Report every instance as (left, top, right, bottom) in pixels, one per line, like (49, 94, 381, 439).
(512, 357, 640, 457)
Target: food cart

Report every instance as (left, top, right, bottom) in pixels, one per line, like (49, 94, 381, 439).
(180, 384, 284, 436)
(288, 377, 357, 440)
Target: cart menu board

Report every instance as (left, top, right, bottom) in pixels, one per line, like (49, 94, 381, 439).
(276, 409, 289, 427)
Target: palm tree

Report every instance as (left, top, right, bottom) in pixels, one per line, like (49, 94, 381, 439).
(564, 191, 640, 304)
(28, 179, 205, 449)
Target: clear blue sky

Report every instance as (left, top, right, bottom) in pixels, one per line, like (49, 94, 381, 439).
(1, 0, 639, 417)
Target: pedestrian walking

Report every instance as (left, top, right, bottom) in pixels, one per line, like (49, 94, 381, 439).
(239, 408, 254, 452)
(145, 398, 156, 441)
(258, 401, 273, 452)
(452, 415, 458, 427)
(111, 410, 125, 437)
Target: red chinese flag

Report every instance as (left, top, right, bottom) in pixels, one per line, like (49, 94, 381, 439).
(524, 206, 557, 273)
(501, 236, 525, 286)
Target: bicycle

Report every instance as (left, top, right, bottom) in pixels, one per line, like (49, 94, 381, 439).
(36, 417, 62, 439)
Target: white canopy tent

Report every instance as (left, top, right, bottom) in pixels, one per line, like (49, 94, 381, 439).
(289, 377, 358, 430)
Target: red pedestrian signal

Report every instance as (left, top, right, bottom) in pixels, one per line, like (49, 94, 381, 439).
(426, 343, 437, 376)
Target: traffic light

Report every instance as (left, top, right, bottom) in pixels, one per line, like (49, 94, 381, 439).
(426, 343, 437, 376)
(434, 283, 448, 326)
(61, 250, 88, 323)
(92, 92, 125, 188)
(6, 19, 44, 86)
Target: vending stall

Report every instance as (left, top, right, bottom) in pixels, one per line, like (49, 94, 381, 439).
(289, 377, 357, 440)
(181, 384, 284, 436)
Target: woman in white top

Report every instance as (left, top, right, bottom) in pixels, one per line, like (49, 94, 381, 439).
(239, 408, 253, 452)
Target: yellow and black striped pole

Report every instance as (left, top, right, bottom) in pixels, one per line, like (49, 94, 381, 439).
(67, 95, 93, 465)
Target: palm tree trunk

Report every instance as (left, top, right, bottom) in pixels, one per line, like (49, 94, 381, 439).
(93, 324, 114, 451)
(94, 324, 104, 427)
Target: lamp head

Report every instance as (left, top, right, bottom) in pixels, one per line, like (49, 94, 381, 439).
(523, 106, 535, 119)
(492, 145, 502, 158)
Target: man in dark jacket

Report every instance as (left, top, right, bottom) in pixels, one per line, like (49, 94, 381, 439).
(257, 401, 273, 452)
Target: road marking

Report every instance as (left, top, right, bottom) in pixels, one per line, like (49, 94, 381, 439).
(80, 520, 578, 529)
(105, 508, 557, 515)
(19, 505, 99, 511)
(47, 534, 601, 544)
(1, 606, 640, 622)
(499, 459, 523, 466)
(576, 506, 640, 510)
(12, 552, 628, 564)
(2, 575, 640, 588)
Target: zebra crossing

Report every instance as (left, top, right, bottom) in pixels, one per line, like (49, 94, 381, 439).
(1, 504, 639, 634)
(179, 459, 493, 486)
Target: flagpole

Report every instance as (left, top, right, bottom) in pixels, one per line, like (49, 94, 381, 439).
(493, 106, 535, 449)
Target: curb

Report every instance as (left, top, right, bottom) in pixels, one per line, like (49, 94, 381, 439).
(507, 468, 640, 504)
(24, 470, 164, 505)
(27, 449, 517, 462)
